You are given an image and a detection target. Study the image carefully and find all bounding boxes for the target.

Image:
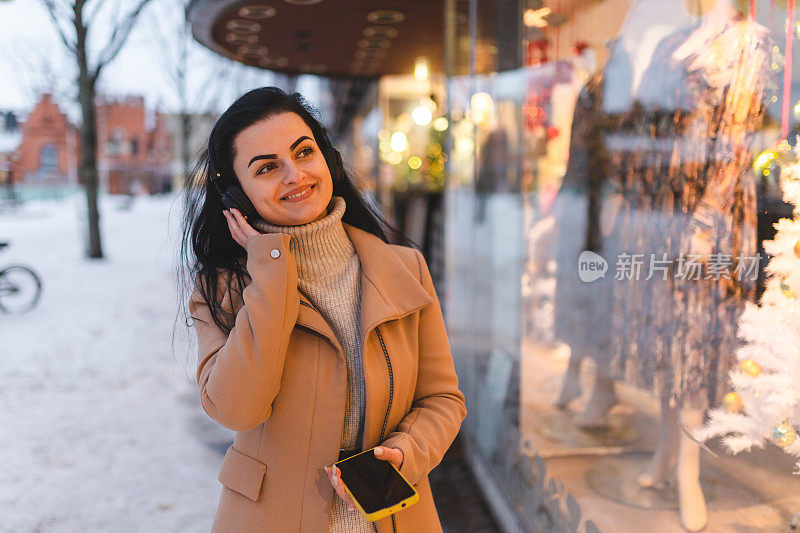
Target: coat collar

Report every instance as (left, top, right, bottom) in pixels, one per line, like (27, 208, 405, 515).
(345, 223, 434, 336)
(295, 222, 433, 352)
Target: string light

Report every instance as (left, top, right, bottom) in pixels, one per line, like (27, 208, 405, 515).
(433, 116, 449, 131)
(414, 58, 428, 80)
(412, 106, 432, 126)
(390, 131, 408, 152)
(523, 7, 551, 28)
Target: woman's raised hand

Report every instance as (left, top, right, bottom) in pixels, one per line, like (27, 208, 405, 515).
(223, 208, 261, 248)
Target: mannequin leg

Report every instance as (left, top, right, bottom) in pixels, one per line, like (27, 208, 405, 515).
(555, 351, 583, 409)
(575, 357, 619, 428)
(637, 397, 679, 488)
(677, 408, 707, 532)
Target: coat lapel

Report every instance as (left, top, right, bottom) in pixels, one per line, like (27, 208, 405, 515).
(343, 223, 433, 344)
(295, 294, 342, 353)
(293, 223, 434, 357)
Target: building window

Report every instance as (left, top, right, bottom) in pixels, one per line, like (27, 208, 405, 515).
(108, 128, 126, 156)
(39, 144, 58, 172)
(130, 138, 139, 155)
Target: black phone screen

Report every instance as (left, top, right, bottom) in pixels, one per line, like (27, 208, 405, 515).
(336, 451, 416, 514)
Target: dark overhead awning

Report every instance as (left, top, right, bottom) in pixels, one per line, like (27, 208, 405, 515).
(187, 0, 445, 79)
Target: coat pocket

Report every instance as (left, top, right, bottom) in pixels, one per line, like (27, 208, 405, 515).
(218, 445, 267, 501)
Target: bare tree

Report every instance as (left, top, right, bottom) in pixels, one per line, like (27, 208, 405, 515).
(40, 0, 154, 259)
(148, 0, 237, 189)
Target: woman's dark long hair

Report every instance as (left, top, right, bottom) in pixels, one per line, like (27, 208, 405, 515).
(177, 86, 415, 339)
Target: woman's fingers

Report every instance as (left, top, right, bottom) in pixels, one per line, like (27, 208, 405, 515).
(331, 466, 355, 507)
(326, 466, 357, 510)
(229, 208, 260, 240)
(373, 446, 404, 470)
(222, 210, 245, 248)
(222, 210, 237, 243)
(224, 208, 260, 248)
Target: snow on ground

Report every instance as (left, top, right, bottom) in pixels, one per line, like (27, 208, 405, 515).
(0, 193, 232, 532)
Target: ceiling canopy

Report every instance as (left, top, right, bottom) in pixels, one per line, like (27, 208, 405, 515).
(188, 0, 445, 78)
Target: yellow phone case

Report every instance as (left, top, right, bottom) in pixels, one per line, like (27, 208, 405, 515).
(333, 448, 419, 522)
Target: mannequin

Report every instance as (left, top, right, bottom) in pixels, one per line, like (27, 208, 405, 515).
(671, 0, 738, 61)
(554, 0, 695, 428)
(608, 0, 696, 110)
(638, 400, 707, 532)
(640, 1, 738, 530)
(606, 0, 773, 530)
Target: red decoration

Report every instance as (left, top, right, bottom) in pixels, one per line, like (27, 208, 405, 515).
(573, 41, 589, 56)
(526, 39, 550, 66)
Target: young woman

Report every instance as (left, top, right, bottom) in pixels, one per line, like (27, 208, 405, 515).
(180, 87, 467, 533)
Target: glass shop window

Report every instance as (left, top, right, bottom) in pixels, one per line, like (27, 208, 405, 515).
(443, 0, 800, 531)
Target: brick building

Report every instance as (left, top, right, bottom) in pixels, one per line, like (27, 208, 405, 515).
(97, 95, 173, 194)
(15, 94, 78, 186)
(0, 111, 21, 190)
(14, 94, 173, 195)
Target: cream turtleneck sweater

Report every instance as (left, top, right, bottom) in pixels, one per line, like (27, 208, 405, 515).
(253, 195, 377, 533)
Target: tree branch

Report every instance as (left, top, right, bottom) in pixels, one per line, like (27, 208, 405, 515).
(40, 0, 77, 53)
(91, 0, 154, 82)
(1, 39, 75, 101)
(147, 0, 185, 89)
(83, 0, 108, 27)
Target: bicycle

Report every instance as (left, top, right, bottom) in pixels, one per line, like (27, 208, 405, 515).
(0, 241, 43, 314)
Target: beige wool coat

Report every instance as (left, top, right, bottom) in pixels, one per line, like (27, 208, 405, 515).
(188, 222, 468, 532)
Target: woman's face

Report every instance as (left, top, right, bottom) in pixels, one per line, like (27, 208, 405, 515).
(232, 111, 334, 226)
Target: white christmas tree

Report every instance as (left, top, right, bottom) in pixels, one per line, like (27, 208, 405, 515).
(696, 141, 800, 468)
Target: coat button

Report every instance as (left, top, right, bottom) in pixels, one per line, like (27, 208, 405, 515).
(270, 249, 280, 259)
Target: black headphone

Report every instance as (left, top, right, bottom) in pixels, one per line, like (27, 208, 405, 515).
(210, 134, 344, 223)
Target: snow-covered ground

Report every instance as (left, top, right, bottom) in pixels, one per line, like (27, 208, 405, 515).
(0, 193, 231, 532)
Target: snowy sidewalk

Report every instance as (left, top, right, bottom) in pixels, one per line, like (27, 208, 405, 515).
(0, 193, 227, 532)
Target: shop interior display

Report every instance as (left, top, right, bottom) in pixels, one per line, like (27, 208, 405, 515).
(444, 0, 797, 529)
(552, 0, 697, 430)
(546, 0, 777, 530)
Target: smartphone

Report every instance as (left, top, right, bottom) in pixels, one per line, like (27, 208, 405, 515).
(333, 447, 419, 521)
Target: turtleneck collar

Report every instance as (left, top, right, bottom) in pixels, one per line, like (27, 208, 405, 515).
(252, 195, 355, 281)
